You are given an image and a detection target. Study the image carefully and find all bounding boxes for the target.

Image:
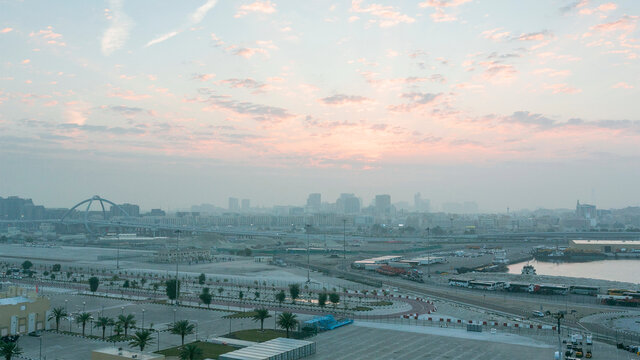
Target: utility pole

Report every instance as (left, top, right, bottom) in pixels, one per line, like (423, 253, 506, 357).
(175, 230, 180, 319)
(116, 231, 120, 270)
(426, 227, 431, 278)
(306, 224, 311, 283)
(554, 312, 564, 359)
(342, 218, 347, 270)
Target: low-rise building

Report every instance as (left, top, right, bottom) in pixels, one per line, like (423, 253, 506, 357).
(91, 347, 165, 360)
(571, 240, 640, 253)
(0, 285, 50, 336)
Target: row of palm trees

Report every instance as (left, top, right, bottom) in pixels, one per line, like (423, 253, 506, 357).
(47, 307, 137, 339)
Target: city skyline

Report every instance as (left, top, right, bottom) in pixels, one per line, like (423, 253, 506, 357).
(1, 1, 640, 211)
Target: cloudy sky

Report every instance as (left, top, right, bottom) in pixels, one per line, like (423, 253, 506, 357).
(1, 0, 639, 212)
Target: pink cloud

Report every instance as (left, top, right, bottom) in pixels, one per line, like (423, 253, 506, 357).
(235, 1, 276, 18)
(108, 88, 151, 101)
(419, 0, 471, 23)
(591, 15, 638, 38)
(419, 0, 472, 8)
(233, 47, 268, 58)
(533, 68, 571, 77)
(192, 73, 216, 82)
(350, 0, 415, 28)
(544, 83, 582, 94)
(477, 61, 517, 83)
(1, 27, 13, 34)
(480, 28, 511, 41)
(29, 26, 66, 46)
(612, 82, 633, 89)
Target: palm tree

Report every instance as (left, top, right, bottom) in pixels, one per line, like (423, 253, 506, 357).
(0, 341, 23, 360)
(117, 314, 136, 336)
(252, 308, 271, 331)
(113, 323, 124, 337)
(94, 316, 114, 340)
(277, 312, 298, 338)
(75, 312, 92, 336)
(179, 343, 203, 360)
(128, 329, 154, 351)
(170, 320, 195, 345)
(48, 307, 67, 331)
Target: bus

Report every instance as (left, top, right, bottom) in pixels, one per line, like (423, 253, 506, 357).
(608, 289, 637, 296)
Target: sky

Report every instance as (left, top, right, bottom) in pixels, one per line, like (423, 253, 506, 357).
(1, 0, 639, 212)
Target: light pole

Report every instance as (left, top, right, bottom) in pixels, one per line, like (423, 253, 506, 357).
(426, 227, 431, 279)
(121, 306, 124, 315)
(64, 299, 68, 313)
(116, 232, 120, 270)
(554, 312, 564, 360)
(141, 309, 145, 329)
(305, 224, 311, 283)
(82, 301, 86, 311)
(174, 230, 180, 310)
(343, 219, 347, 267)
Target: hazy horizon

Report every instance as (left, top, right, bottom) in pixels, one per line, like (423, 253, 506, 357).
(2, 0, 639, 212)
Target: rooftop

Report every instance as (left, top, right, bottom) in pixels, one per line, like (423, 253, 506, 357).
(92, 347, 164, 360)
(572, 240, 640, 245)
(0, 296, 34, 306)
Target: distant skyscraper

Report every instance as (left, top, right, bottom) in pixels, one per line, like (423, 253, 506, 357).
(110, 203, 140, 217)
(337, 193, 360, 214)
(576, 200, 596, 226)
(241, 199, 250, 211)
(228, 197, 239, 212)
(414, 193, 431, 212)
(375, 194, 391, 215)
(306, 193, 321, 211)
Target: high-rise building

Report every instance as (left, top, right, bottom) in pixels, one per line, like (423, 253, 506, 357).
(228, 197, 239, 212)
(306, 193, 321, 211)
(414, 193, 431, 212)
(576, 200, 596, 227)
(375, 194, 391, 215)
(337, 193, 360, 214)
(110, 203, 140, 217)
(241, 199, 250, 211)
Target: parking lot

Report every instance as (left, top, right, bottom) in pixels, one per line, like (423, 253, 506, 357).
(307, 321, 629, 360)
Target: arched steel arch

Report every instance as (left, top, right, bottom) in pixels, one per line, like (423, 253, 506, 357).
(60, 195, 131, 235)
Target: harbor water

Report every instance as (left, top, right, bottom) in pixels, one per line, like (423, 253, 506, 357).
(507, 259, 640, 284)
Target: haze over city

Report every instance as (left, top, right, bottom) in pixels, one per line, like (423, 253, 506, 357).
(2, 1, 640, 211)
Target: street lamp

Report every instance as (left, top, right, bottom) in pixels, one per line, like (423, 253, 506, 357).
(141, 309, 145, 329)
(426, 227, 431, 279)
(174, 230, 181, 311)
(305, 224, 311, 283)
(116, 231, 120, 270)
(120, 306, 124, 315)
(343, 219, 347, 268)
(82, 301, 86, 312)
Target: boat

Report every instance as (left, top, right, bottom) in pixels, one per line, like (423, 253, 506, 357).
(521, 264, 537, 275)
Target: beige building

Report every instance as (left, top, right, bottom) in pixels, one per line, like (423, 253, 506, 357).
(0, 285, 50, 336)
(91, 347, 165, 360)
(571, 240, 640, 253)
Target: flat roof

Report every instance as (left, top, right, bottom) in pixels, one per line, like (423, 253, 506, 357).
(220, 337, 315, 360)
(93, 347, 163, 360)
(0, 296, 33, 305)
(572, 240, 640, 245)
